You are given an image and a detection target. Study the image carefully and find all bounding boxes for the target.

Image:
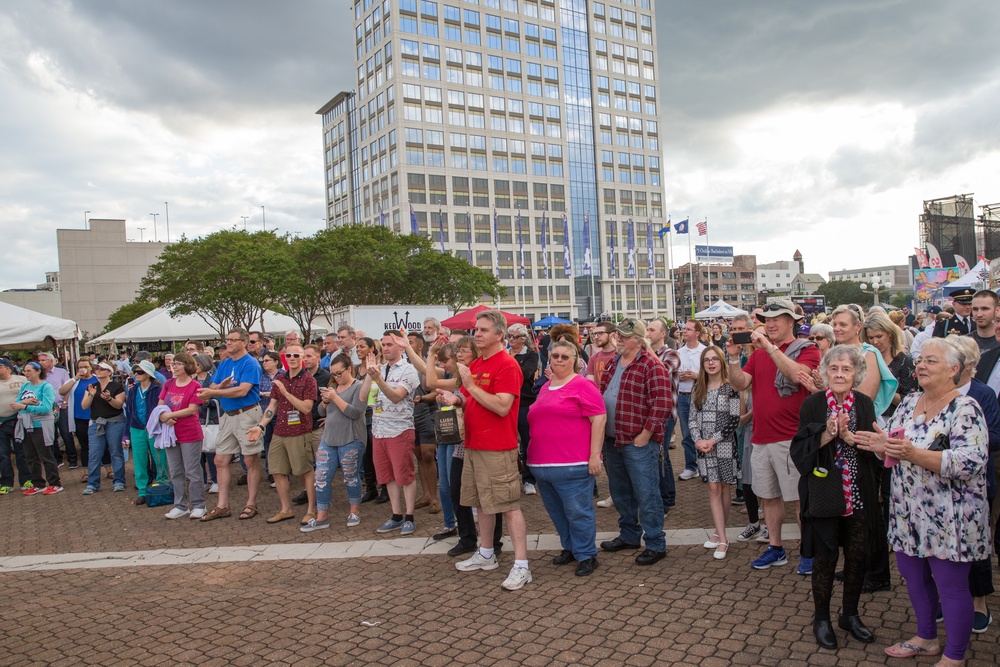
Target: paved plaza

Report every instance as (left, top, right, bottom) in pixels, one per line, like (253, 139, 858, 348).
(2, 445, 998, 666)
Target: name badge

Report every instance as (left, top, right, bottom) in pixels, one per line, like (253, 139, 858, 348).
(287, 410, 301, 425)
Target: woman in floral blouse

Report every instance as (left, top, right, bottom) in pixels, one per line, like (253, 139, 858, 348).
(857, 338, 990, 665)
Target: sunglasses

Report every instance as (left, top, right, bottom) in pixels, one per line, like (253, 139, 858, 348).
(762, 303, 787, 312)
(286, 353, 302, 359)
(509, 334, 526, 339)
(808, 336, 821, 341)
(549, 353, 575, 361)
(134, 370, 146, 376)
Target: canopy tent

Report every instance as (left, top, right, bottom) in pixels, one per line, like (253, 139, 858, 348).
(87, 307, 304, 347)
(532, 315, 573, 328)
(694, 300, 749, 320)
(942, 259, 990, 296)
(0, 301, 80, 349)
(440, 305, 531, 330)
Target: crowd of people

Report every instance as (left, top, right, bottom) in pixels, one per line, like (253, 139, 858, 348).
(2, 294, 999, 661)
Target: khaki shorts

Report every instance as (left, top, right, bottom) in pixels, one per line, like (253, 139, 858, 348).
(461, 448, 521, 515)
(750, 440, 799, 502)
(268, 434, 314, 477)
(216, 407, 264, 457)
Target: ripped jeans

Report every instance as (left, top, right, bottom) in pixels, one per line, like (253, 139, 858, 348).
(315, 439, 363, 510)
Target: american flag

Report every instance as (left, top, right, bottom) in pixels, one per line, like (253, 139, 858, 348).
(696, 220, 708, 236)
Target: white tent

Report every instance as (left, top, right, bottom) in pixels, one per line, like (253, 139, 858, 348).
(0, 301, 80, 349)
(942, 259, 990, 296)
(87, 307, 305, 346)
(694, 299, 749, 320)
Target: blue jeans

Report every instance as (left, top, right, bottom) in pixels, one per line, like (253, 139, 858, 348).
(603, 437, 665, 551)
(518, 404, 534, 484)
(0, 419, 31, 487)
(315, 439, 363, 510)
(659, 418, 677, 507)
(531, 464, 598, 560)
(436, 444, 456, 529)
(678, 393, 696, 472)
(87, 421, 126, 489)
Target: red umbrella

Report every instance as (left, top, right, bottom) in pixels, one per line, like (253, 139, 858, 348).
(440, 304, 531, 330)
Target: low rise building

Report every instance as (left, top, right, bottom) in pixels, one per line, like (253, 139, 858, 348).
(673, 254, 757, 318)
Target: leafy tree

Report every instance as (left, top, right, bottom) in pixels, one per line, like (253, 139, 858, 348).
(816, 280, 868, 309)
(889, 291, 913, 309)
(102, 298, 158, 334)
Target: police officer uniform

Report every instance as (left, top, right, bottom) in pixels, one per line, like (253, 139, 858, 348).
(932, 287, 976, 338)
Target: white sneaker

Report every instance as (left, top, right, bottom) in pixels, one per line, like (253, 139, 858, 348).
(189, 508, 207, 519)
(208, 483, 219, 494)
(456, 550, 499, 572)
(501, 566, 533, 591)
(165, 507, 190, 520)
(678, 469, 698, 481)
(522, 482, 536, 495)
(596, 496, 614, 508)
(347, 513, 361, 527)
(756, 525, 770, 544)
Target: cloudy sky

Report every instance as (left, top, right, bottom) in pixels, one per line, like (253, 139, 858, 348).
(1, 0, 998, 291)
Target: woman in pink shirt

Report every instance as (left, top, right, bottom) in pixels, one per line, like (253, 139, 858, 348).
(527, 340, 607, 577)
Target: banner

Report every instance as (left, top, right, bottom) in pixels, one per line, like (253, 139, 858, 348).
(694, 245, 734, 262)
(913, 266, 960, 301)
(466, 211, 473, 261)
(541, 212, 549, 279)
(913, 247, 929, 268)
(646, 219, 654, 278)
(582, 211, 592, 276)
(608, 220, 616, 279)
(562, 213, 572, 277)
(409, 203, 419, 236)
(517, 209, 524, 278)
(925, 242, 943, 269)
(438, 209, 445, 252)
(492, 207, 500, 277)
(626, 219, 636, 278)
(954, 254, 970, 275)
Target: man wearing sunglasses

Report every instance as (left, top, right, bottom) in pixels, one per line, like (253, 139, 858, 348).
(599, 318, 672, 566)
(725, 299, 821, 571)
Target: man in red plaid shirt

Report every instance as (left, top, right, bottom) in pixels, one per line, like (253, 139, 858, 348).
(598, 318, 673, 566)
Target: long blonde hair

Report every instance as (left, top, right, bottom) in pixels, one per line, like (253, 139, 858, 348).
(693, 345, 729, 410)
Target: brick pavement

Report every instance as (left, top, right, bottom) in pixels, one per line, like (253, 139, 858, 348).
(1, 446, 998, 665)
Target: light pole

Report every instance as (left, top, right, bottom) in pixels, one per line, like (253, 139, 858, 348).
(137, 227, 146, 242)
(149, 213, 159, 241)
(240, 216, 249, 231)
(261, 205, 266, 231)
(859, 279, 892, 307)
(84, 210, 90, 229)
(164, 202, 170, 242)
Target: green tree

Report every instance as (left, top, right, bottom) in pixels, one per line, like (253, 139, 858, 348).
(889, 291, 913, 309)
(102, 298, 159, 334)
(816, 280, 868, 309)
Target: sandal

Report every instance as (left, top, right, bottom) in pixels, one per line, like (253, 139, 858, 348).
(884, 641, 942, 658)
(703, 534, 722, 549)
(714, 543, 729, 560)
(200, 506, 231, 522)
(299, 512, 316, 526)
(267, 510, 296, 524)
(238, 505, 258, 520)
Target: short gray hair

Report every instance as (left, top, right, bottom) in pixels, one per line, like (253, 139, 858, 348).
(731, 314, 752, 328)
(424, 317, 441, 328)
(810, 323, 834, 345)
(476, 309, 508, 336)
(919, 338, 964, 378)
(508, 323, 529, 338)
(945, 334, 979, 371)
(820, 345, 867, 388)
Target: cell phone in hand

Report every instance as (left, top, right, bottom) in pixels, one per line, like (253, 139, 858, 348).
(884, 427, 905, 468)
(731, 331, 752, 345)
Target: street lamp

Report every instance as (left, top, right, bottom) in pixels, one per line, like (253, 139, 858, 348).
(859, 279, 892, 307)
(137, 227, 146, 242)
(240, 216, 249, 231)
(149, 213, 159, 241)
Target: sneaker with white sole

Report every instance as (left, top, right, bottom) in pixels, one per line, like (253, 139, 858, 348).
(208, 482, 219, 494)
(456, 550, 499, 572)
(42, 486, 63, 495)
(501, 566, 532, 591)
(189, 508, 207, 519)
(751, 546, 788, 570)
(522, 482, 536, 495)
(400, 520, 415, 536)
(347, 513, 361, 527)
(596, 496, 615, 508)
(678, 468, 698, 481)
(756, 525, 770, 543)
(736, 523, 760, 542)
(376, 518, 404, 533)
(300, 518, 331, 533)
(165, 507, 190, 520)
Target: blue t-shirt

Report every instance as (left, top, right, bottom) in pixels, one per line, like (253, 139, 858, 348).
(73, 377, 99, 420)
(211, 354, 262, 412)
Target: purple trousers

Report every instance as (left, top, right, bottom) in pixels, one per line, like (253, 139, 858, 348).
(895, 551, 973, 661)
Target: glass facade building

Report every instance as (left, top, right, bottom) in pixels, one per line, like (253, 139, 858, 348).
(318, 0, 671, 321)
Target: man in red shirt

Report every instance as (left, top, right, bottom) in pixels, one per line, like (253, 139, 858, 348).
(727, 299, 820, 572)
(438, 310, 530, 591)
(585, 321, 617, 385)
(248, 344, 317, 525)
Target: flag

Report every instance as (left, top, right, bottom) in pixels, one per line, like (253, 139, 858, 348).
(925, 242, 943, 269)
(608, 220, 617, 279)
(955, 254, 970, 275)
(492, 207, 500, 277)
(562, 213, 572, 277)
(696, 220, 708, 236)
(658, 225, 670, 240)
(674, 218, 689, 234)
(582, 211, 593, 276)
(914, 247, 929, 268)
(626, 218, 636, 278)
(409, 203, 419, 235)
(517, 208, 524, 278)
(438, 209, 446, 252)
(541, 211, 549, 279)
(466, 210, 473, 261)
(646, 219, 654, 278)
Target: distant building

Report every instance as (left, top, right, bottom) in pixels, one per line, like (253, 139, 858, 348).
(828, 264, 913, 291)
(57, 219, 169, 337)
(673, 255, 757, 317)
(36, 272, 60, 292)
(756, 251, 803, 293)
(789, 273, 827, 294)
(0, 288, 63, 318)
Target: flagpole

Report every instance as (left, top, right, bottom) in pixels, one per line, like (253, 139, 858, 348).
(687, 220, 695, 319)
(566, 214, 576, 319)
(514, 208, 521, 311)
(666, 217, 676, 323)
(704, 218, 711, 304)
(631, 219, 639, 319)
(587, 210, 595, 319)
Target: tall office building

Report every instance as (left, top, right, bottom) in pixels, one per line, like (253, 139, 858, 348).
(318, 0, 671, 322)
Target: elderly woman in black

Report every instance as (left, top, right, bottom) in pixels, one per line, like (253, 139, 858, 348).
(792, 345, 884, 651)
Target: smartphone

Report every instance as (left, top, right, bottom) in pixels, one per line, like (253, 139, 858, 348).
(731, 331, 752, 345)
(884, 427, 905, 468)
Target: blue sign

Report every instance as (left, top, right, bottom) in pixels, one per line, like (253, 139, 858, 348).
(695, 245, 734, 262)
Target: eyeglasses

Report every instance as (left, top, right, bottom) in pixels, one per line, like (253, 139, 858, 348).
(593, 331, 610, 336)
(509, 334, 525, 339)
(225, 337, 243, 343)
(703, 357, 721, 364)
(549, 353, 575, 361)
(331, 369, 348, 378)
(249, 339, 260, 345)
(286, 353, 302, 359)
(170, 361, 185, 366)
(808, 336, 821, 341)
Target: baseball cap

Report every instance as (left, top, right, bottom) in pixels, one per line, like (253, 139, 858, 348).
(616, 318, 647, 338)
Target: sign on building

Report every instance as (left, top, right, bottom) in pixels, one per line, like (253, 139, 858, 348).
(695, 245, 734, 263)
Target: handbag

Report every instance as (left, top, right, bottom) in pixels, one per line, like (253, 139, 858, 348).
(202, 399, 220, 453)
(145, 481, 174, 508)
(434, 406, 464, 445)
(804, 443, 847, 519)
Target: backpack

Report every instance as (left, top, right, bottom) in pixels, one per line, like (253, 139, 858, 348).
(145, 481, 174, 508)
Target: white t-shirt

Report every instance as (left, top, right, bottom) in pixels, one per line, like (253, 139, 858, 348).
(677, 343, 705, 393)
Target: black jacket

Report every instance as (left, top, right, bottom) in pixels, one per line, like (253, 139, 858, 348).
(790, 391, 884, 560)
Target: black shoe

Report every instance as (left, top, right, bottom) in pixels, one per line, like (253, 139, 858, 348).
(732, 495, 745, 505)
(575, 557, 598, 576)
(375, 487, 389, 504)
(833, 570, 844, 582)
(838, 615, 875, 643)
(292, 490, 307, 505)
(813, 619, 838, 649)
(135, 496, 146, 506)
(447, 542, 478, 557)
(635, 549, 665, 566)
(663, 504, 675, 516)
(552, 549, 574, 565)
(360, 489, 379, 503)
(861, 578, 891, 594)
(600, 537, 641, 552)
(432, 527, 457, 541)
(236, 474, 248, 486)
